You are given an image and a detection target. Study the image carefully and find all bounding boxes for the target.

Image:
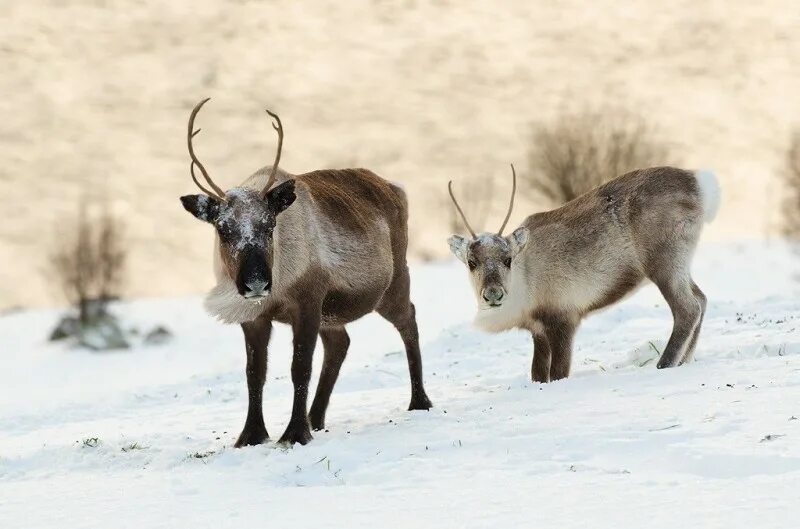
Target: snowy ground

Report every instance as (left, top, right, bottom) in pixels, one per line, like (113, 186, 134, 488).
(1, 241, 799, 528)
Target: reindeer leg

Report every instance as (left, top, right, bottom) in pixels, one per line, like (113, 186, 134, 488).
(308, 327, 350, 431)
(542, 314, 577, 381)
(378, 299, 433, 411)
(378, 302, 433, 411)
(531, 332, 551, 383)
(654, 277, 703, 369)
(278, 307, 321, 446)
(377, 263, 432, 411)
(235, 317, 271, 447)
(383, 302, 433, 410)
(680, 282, 707, 365)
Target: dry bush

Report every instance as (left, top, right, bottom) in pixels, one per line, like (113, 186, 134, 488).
(444, 174, 496, 235)
(525, 109, 671, 205)
(50, 200, 126, 323)
(783, 130, 800, 239)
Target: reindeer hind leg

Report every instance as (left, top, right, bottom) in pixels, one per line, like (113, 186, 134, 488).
(680, 282, 707, 365)
(651, 273, 703, 369)
(376, 268, 432, 411)
(308, 327, 350, 431)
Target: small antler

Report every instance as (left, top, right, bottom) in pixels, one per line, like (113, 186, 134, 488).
(448, 180, 477, 238)
(187, 98, 227, 201)
(261, 108, 284, 197)
(497, 163, 517, 235)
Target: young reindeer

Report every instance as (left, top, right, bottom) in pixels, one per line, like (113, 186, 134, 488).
(447, 165, 720, 382)
(180, 98, 432, 446)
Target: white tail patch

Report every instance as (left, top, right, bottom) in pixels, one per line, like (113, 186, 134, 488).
(694, 170, 721, 223)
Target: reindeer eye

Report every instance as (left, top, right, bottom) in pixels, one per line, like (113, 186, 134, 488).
(467, 259, 477, 271)
(503, 257, 512, 268)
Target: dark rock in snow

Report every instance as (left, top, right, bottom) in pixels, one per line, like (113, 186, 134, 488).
(78, 312, 130, 350)
(143, 325, 173, 346)
(49, 315, 80, 341)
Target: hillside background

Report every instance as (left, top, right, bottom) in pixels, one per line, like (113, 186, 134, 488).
(1, 0, 798, 309)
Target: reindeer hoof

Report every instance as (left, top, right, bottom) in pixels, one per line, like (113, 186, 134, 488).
(531, 372, 550, 384)
(278, 421, 313, 446)
(408, 393, 433, 411)
(657, 356, 680, 369)
(308, 413, 325, 432)
(234, 425, 269, 448)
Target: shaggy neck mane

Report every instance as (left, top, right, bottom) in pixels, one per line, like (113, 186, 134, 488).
(204, 277, 270, 324)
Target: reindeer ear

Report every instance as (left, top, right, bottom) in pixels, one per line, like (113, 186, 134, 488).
(508, 227, 529, 256)
(447, 235, 469, 263)
(266, 179, 296, 214)
(180, 194, 221, 223)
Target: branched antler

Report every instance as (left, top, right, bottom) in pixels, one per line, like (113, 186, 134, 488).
(187, 98, 227, 201)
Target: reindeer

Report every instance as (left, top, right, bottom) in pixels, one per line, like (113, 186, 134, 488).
(180, 99, 432, 446)
(447, 165, 720, 382)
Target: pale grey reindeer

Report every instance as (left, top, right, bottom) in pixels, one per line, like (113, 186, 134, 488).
(447, 165, 720, 382)
(180, 99, 432, 446)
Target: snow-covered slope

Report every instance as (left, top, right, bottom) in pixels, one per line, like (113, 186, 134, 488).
(1, 242, 799, 528)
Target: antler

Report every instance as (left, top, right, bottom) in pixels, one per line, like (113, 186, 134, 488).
(187, 98, 227, 201)
(261, 108, 284, 197)
(447, 180, 477, 238)
(497, 164, 517, 235)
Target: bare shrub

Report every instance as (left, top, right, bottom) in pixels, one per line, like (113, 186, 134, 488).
(783, 130, 800, 239)
(50, 199, 127, 323)
(444, 174, 496, 235)
(525, 109, 671, 205)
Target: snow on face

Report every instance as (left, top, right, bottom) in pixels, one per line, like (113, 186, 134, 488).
(193, 195, 212, 220)
(215, 187, 275, 253)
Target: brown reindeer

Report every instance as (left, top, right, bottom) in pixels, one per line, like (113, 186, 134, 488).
(448, 165, 720, 382)
(180, 99, 432, 446)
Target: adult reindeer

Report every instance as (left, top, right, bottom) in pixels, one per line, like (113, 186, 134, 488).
(180, 98, 432, 446)
(447, 165, 720, 382)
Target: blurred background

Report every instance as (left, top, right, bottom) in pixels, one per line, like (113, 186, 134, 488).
(1, 0, 799, 312)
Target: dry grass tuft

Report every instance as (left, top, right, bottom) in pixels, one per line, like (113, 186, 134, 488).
(50, 199, 127, 322)
(525, 109, 671, 205)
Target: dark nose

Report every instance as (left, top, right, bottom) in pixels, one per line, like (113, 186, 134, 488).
(243, 279, 270, 298)
(237, 250, 271, 298)
(482, 286, 505, 304)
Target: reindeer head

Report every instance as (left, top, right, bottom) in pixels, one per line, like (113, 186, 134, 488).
(180, 98, 296, 299)
(447, 165, 529, 309)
